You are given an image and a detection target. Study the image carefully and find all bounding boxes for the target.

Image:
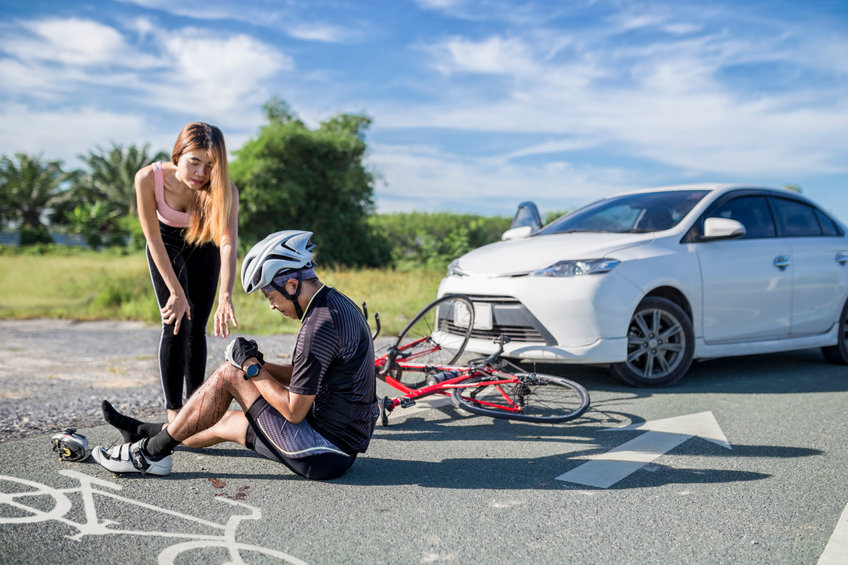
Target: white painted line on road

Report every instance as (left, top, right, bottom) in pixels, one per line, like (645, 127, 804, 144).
(556, 411, 731, 489)
(819, 500, 848, 565)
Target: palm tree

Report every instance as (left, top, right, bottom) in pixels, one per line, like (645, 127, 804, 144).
(0, 153, 69, 233)
(74, 143, 168, 216)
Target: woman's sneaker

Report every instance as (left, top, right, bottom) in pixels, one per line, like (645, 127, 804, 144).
(92, 439, 172, 476)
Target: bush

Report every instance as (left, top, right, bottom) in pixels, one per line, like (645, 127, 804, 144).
(19, 225, 53, 246)
(369, 212, 510, 270)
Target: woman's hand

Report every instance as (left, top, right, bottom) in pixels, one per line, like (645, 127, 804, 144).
(162, 292, 190, 334)
(214, 296, 237, 338)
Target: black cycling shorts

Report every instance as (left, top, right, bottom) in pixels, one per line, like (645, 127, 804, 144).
(244, 397, 356, 481)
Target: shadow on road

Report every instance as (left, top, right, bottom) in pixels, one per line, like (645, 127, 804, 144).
(347, 409, 823, 490)
(518, 347, 848, 395)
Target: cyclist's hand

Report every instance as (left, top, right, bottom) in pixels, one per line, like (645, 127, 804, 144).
(225, 337, 264, 369)
(161, 292, 190, 335)
(214, 297, 237, 338)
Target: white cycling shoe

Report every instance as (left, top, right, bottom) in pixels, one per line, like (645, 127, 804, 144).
(92, 439, 172, 476)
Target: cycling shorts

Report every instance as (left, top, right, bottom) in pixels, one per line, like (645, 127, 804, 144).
(244, 397, 356, 480)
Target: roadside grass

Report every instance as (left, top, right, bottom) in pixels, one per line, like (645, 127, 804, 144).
(0, 251, 443, 336)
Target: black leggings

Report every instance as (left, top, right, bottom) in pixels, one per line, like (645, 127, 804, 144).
(147, 222, 220, 410)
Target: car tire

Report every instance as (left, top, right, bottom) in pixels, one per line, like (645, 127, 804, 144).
(610, 296, 695, 387)
(821, 298, 848, 365)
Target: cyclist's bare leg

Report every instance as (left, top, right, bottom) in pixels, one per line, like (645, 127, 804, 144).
(178, 411, 249, 448)
(167, 409, 179, 423)
(164, 361, 261, 445)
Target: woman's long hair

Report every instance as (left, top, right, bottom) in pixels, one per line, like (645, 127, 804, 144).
(171, 122, 233, 246)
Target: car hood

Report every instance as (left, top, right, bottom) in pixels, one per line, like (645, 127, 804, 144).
(455, 232, 655, 276)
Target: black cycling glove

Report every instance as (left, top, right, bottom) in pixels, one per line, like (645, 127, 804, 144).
(225, 337, 265, 369)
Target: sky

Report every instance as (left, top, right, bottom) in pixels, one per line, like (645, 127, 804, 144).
(1, 0, 847, 221)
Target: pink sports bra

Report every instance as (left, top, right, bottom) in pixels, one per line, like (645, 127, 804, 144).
(153, 162, 191, 228)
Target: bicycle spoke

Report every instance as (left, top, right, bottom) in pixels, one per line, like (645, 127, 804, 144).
(451, 372, 590, 423)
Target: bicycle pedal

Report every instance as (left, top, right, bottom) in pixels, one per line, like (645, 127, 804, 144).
(399, 398, 416, 408)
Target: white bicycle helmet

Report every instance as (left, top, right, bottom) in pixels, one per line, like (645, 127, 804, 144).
(241, 230, 316, 294)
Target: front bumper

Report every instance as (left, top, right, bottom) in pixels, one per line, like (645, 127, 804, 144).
(438, 270, 642, 364)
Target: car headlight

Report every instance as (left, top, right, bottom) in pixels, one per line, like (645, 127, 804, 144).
(446, 259, 468, 277)
(531, 258, 620, 277)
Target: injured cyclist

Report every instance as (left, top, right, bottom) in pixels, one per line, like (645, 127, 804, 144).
(93, 230, 380, 480)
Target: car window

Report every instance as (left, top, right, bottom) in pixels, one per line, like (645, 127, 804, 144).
(773, 198, 823, 237)
(538, 190, 709, 235)
(814, 209, 839, 236)
(709, 195, 776, 238)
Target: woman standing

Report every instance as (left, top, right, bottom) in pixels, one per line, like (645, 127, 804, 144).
(135, 122, 239, 421)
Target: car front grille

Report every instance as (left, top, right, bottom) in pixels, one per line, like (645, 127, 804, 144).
(441, 295, 554, 345)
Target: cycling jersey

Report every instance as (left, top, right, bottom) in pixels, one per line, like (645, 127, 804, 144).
(244, 285, 378, 479)
(290, 285, 379, 454)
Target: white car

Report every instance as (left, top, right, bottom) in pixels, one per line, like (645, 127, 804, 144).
(438, 184, 848, 386)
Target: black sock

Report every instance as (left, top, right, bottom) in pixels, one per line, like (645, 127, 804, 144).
(101, 400, 164, 443)
(138, 422, 165, 438)
(144, 429, 180, 460)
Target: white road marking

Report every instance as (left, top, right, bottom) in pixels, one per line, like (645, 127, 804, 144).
(556, 411, 731, 489)
(819, 500, 848, 565)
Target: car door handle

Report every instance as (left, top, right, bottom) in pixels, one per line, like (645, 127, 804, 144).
(773, 256, 791, 270)
(836, 252, 848, 266)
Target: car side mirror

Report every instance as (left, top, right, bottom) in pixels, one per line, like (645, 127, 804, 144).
(504, 201, 541, 240)
(703, 217, 746, 240)
(501, 225, 533, 240)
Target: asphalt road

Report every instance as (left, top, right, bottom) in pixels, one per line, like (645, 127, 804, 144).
(1, 320, 847, 564)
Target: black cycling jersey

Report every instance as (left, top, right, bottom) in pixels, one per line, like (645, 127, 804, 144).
(289, 286, 378, 454)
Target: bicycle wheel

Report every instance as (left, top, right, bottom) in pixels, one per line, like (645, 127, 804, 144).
(384, 295, 475, 383)
(450, 372, 590, 423)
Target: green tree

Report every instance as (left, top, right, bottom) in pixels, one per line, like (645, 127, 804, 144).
(232, 99, 390, 266)
(368, 212, 510, 269)
(63, 143, 167, 246)
(73, 142, 167, 216)
(67, 201, 122, 249)
(0, 153, 70, 244)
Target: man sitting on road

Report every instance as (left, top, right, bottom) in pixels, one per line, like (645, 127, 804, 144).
(93, 230, 379, 480)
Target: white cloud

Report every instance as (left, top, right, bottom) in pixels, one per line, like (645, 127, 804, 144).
(0, 17, 292, 122)
(0, 17, 159, 70)
(17, 18, 128, 65)
(427, 35, 537, 75)
(146, 30, 291, 117)
(117, 0, 365, 43)
(0, 104, 149, 166)
(285, 22, 359, 43)
(400, 7, 848, 182)
(368, 142, 635, 215)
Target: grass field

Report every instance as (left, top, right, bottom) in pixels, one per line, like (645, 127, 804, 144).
(0, 251, 444, 336)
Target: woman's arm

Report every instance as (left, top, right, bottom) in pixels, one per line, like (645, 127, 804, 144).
(214, 184, 239, 338)
(135, 165, 190, 334)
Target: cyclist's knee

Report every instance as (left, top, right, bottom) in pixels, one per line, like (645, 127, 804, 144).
(211, 361, 242, 384)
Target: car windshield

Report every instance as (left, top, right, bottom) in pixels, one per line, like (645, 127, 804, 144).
(537, 190, 710, 235)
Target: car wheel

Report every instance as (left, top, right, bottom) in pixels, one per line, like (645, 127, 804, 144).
(610, 296, 695, 387)
(821, 298, 848, 365)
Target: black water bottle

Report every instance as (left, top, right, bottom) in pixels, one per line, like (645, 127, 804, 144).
(426, 369, 459, 387)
